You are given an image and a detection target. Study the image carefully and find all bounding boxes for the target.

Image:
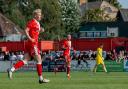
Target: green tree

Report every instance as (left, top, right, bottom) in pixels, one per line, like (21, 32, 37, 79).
(82, 0, 121, 22)
(59, 0, 81, 34)
(0, 0, 64, 40)
(39, 0, 64, 40)
(82, 9, 104, 22)
(0, 0, 81, 40)
(108, 0, 121, 8)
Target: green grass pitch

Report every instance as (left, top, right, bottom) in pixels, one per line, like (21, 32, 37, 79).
(0, 72, 128, 89)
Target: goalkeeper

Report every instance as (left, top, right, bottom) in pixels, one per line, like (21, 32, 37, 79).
(93, 44, 108, 73)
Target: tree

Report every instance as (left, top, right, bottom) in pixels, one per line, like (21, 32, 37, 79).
(0, 0, 81, 40)
(0, 0, 64, 40)
(17, 0, 66, 40)
(59, 0, 81, 34)
(82, 9, 102, 22)
(39, 0, 64, 40)
(82, 0, 121, 22)
(108, 0, 121, 8)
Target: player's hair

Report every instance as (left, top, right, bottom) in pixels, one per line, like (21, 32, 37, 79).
(67, 34, 71, 37)
(99, 43, 103, 46)
(33, 9, 42, 15)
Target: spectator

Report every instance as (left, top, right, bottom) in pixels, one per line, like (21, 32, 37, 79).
(117, 50, 125, 63)
(83, 51, 89, 60)
(45, 50, 53, 61)
(77, 51, 89, 68)
(16, 51, 24, 60)
(42, 52, 47, 60)
(54, 51, 60, 59)
(4, 51, 10, 61)
(91, 51, 96, 60)
(88, 50, 93, 60)
(0, 52, 4, 61)
(77, 52, 82, 67)
(111, 49, 118, 61)
(71, 50, 78, 60)
(59, 52, 64, 60)
(102, 51, 107, 60)
(81, 52, 89, 67)
(9, 52, 17, 61)
(105, 51, 113, 60)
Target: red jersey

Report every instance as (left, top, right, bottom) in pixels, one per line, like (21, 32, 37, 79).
(25, 19, 41, 56)
(26, 19, 40, 44)
(63, 39, 71, 55)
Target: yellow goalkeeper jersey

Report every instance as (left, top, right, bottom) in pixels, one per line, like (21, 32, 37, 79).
(96, 47, 104, 64)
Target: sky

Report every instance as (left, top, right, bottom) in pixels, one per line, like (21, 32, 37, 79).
(118, 0, 128, 8)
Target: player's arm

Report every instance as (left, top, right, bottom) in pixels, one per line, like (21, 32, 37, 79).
(62, 45, 67, 50)
(61, 41, 67, 50)
(25, 27, 35, 42)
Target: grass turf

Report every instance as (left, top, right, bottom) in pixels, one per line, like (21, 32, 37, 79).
(0, 72, 128, 89)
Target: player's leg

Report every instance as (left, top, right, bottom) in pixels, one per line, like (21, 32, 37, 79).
(93, 58, 99, 73)
(7, 53, 30, 79)
(66, 61, 71, 80)
(93, 64, 98, 73)
(65, 55, 71, 80)
(54, 60, 57, 75)
(35, 54, 50, 83)
(100, 59, 107, 72)
(102, 63, 107, 73)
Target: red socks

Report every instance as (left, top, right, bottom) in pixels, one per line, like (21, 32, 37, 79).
(67, 66, 70, 75)
(36, 64, 42, 76)
(14, 61, 42, 78)
(14, 60, 24, 69)
(13, 61, 42, 77)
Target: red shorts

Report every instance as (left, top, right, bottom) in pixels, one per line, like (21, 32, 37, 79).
(24, 41, 40, 56)
(64, 54, 71, 62)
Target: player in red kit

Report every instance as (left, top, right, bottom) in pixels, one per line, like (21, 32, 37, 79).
(62, 34, 72, 80)
(7, 9, 50, 84)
